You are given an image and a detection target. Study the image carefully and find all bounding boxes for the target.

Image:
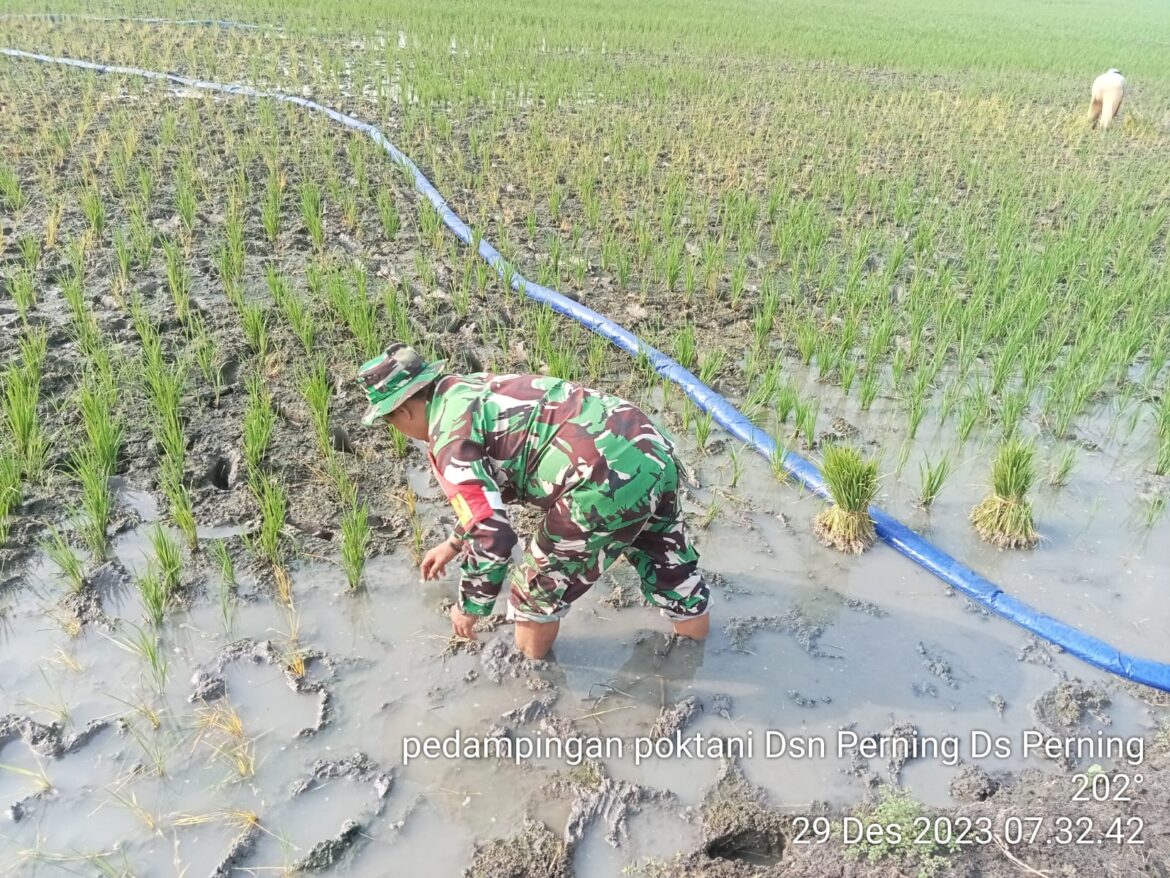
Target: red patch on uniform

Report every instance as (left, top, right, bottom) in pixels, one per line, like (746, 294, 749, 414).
(429, 451, 495, 530)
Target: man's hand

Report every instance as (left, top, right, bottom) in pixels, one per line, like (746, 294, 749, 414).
(420, 539, 461, 581)
(449, 604, 478, 640)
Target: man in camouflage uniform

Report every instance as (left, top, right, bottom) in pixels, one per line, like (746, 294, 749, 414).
(357, 343, 710, 659)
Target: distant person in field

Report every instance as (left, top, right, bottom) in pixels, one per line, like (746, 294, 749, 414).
(356, 343, 711, 660)
(1088, 68, 1126, 129)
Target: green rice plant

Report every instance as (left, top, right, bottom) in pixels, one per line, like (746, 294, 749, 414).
(189, 317, 225, 404)
(673, 323, 697, 371)
(916, 453, 953, 509)
(1155, 394, 1170, 476)
(794, 400, 817, 448)
(1047, 446, 1076, 488)
(775, 382, 798, 424)
(0, 164, 28, 211)
(340, 500, 371, 591)
(129, 201, 153, 269)
(376, 187, 400, 239)
(74, 450, 114, 560)
(263, 165, 283, 243)
(858, 369, 880, 410)
(2, 341, 49, 481)
(19, 234, 40, 271)
(8, 269, 36, 323)
(160, 460, 198, 549)
(41, 527, 85, 593)
(300, 182, 324, 251)
(175, 173, 198, 238)
(78, 376, 121, 475)
(694, 411, 714, 451)
(162, 238, 191, 324)
(812, 444, 879, 554)
(243, 376, 276, 481)
(298, 359, 332, 458)
(249, 473, 286, 565)
(136, 562, 169, 627)
(81, 186, 106, 238)
(209, 538, 236, 633)
(970, 438, 1039, 549)
(241, 304, 269, 358)
(0, 452, 21, 544)
(148, 525, 183, 596)
(389, 424, 410, 459)
(697, 349, 725, 386)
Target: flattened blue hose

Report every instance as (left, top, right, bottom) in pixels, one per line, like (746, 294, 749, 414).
(3, 47, 1166, 693)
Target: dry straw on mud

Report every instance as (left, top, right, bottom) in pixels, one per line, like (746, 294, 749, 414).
(970, 438, 1039, 549)
(812, 444, 879, 554)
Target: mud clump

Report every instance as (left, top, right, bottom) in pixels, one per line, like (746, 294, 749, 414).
(652, 695, 698, 739)
(0, 713, 110, 759)
(723, 609, 838, 657)
(546, 760, 675, 847)
(189, 638, 333, 737)
(481, 638, 547, 684)
(292, 751, 393, 808)
(464, 817, 571, 878)
(915, 640, 961, 689)
(700, 760, 785, 868)
(295, 819, 364, 872)
(210, 823, 261, 878)
(1030, 679, 1112, 768)
(948, 763, 1000, 801)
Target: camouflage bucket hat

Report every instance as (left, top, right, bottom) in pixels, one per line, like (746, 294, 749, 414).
(357, 343, 446, 427)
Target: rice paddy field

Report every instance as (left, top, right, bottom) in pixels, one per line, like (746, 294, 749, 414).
(1, 0, 1169, 876)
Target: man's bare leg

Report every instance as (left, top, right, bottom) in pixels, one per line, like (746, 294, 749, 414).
(671, 613, 710, 640)
(515, 619, 560, 659)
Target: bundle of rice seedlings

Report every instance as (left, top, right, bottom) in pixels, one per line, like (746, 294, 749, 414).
(812, 443, 879, 554)
(970, 438, 1039, 548)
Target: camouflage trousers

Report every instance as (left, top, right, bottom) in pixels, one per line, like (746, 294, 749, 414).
(505, 446, 710, 624)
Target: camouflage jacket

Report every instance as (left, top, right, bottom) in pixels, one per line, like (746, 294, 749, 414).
(425, 372, 672, 615)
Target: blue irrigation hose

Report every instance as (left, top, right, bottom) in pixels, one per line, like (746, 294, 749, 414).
(3, 47, 1167, 693)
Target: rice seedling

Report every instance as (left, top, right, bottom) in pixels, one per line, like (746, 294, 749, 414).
(1047, 446, 1076, 489)
(148, 525, 183, 595)
(794, 400, 817, 448)
(81, 186, 106, 238)
(916, 453, 953, 509)
(0, 452, 21, 544)
(241, 303, 269, 357)
(298, 359, 333, 458)
(74, 450, 114, 559)
(673, 323, 697, 371)
(376, 187, 400, 239)
(2, 332, 49, 479)
(694, 411, 714, 451)
(0, 759, 52, 794)
(137, 562, 169, 627)
(108, 623, 168, 690)
(249, 473, 287, 565)
(129, 201, 153, 269)
(0, 164, 28, 211)
(162, 238, 192, 324)
(263, 163, 283, 244)
(208, 538, 237, 632)
(42, 527, 86, 593)
(812, 444, 880, 554)
(9, 268, 37, 323)
(243, 377, 276, 481)
(340, 499, 372, 591)
(970, 438, 1039, 549)
(698, 349, 725, 386)
(300, 181, 324, 251)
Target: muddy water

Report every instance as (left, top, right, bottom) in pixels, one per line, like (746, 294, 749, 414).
(2, 407, 1165, 876)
